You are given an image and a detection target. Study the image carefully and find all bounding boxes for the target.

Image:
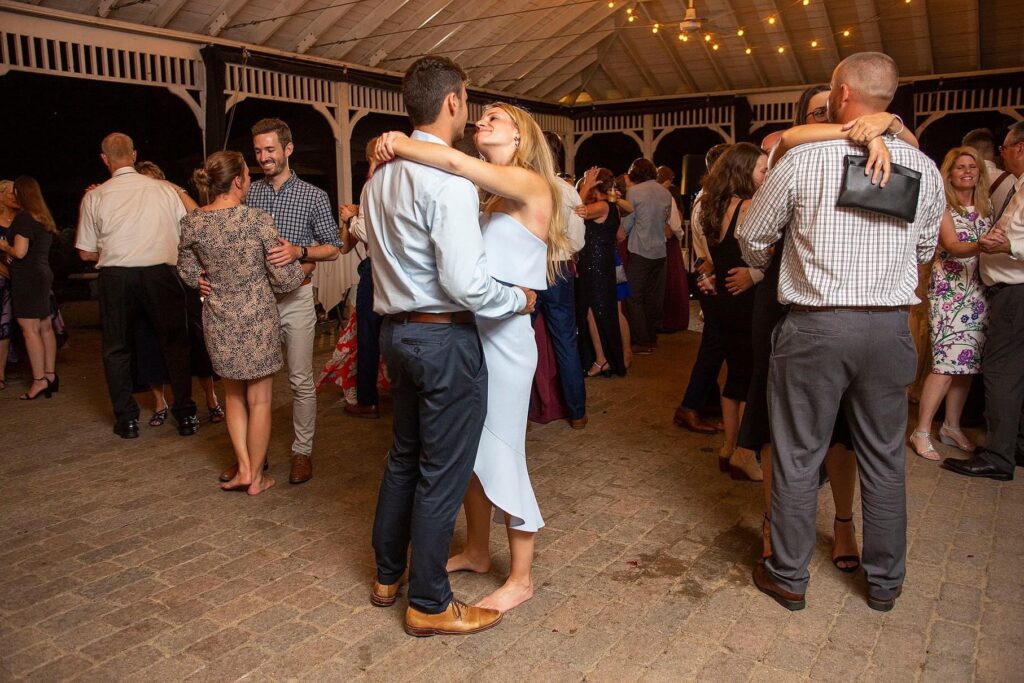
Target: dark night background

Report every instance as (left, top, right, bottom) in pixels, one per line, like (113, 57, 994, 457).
(2, 70, 1017, 298)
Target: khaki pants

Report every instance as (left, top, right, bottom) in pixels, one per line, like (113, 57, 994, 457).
(277, 284, 317, 456)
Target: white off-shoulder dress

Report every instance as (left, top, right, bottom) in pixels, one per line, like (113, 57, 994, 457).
(474, 212, 548, 532)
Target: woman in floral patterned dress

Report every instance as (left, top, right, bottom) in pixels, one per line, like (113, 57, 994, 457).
(909, 147, 992, 460)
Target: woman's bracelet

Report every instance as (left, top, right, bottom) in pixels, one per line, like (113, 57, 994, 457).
(886, 114, 904, 139)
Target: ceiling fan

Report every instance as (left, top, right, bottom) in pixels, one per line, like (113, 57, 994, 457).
(678, 0, 708, 33)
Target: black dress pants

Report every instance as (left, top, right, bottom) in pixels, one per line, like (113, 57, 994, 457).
(98, 265, 196, 425)
(372, 319, 487, 613)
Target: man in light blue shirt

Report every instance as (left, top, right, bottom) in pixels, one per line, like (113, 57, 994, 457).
(622, 158, 674, 351)
(363, 56, 534, 638)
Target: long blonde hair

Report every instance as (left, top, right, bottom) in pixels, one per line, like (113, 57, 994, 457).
(480, 102, 568, 284)
(0, 180, 13, 221)
(940, 146, 991, 218)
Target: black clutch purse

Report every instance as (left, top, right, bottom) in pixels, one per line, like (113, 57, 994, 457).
(836, 154, 921, 223)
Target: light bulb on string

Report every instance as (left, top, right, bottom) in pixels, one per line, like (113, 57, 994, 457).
(745, 47, 752, 55)
(652, 23, 659, 34)
(768, 16, 776, 25)
(626, 6, 632, 13)
(737, 28, 744, 36)
(842, 29, 851, 37)
(778, 45, 785, 54)
(705, 33, 712, 42)
(607, 1, 614, 7)
(810, 40, 818, 47)
(678, 33, 688, 41)
(802, 0, 809, 5)
(628, 14, 635, 22)
(712, 43, 719, 50)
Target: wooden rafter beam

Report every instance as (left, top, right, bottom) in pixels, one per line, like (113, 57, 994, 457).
(330, 0, 452, 63)
(246, 0, 310, 46)
(818, 0, 844, 68)
(289, 0, 371, 54)
(616, 29, 662, 94)
(854, 0, 886, 53)
(479, 4, 618, 90)
(457, 2, 603, 85)
(535, 52, 601, 100)
(919, 0, 936, 74)
(599, 62, 632, 99)
(147, 0, 189, 28)
(716, 0, 768, 88)
(763, 0, 807, 84)
(206, 0, 255, 37)
(697, 35, 731, 90)
(635, 2, 698, 93)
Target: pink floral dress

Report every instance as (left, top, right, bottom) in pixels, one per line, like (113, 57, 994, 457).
(928, 206, 990, 374)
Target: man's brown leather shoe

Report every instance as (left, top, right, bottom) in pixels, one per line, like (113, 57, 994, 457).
(569, 415, 588, 430)
(673, 407, 718, 434)
(753, 561, 805, 611)
(289, 454, 312, 484)
(344, 403, 380, 419)
(867, 585, 902, 612)
(371, 580, 402, 607)
(404, 600, 502, 637)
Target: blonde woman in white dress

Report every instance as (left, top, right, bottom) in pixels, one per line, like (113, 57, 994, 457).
(375, 102, 568, 613)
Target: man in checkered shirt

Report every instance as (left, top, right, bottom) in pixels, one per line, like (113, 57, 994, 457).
(738, 53, 944, 613)
(246, 117, 341, 485)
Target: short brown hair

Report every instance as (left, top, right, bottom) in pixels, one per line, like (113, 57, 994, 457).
(402, 56, 467, 126)
(135, 161, 166, 180)
(628, 158, 657, 184)
(251, 118, 292, 147)
(193, 151, 246, 205)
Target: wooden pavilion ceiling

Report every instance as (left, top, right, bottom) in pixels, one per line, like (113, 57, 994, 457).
(23, 0, 1024, 103)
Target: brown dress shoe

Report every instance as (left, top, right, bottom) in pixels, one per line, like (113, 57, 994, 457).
(673, 407, 718, 434)
(404, 600, 502, 637)
(867, 585, 902, 612)
(753, 561, 805, 611)
(344, 403, 380, 419)
(569, 415, 588, 430)
(371, 580, 402, 607)
(289, 454, 313, 484)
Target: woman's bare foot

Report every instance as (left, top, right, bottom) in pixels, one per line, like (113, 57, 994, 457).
(247, 475, 275, 496)
(475, 578, 533, 613)
(446, 550, 491, 574)
(832, 517, 860, 571)
(220, 474, 251, 491)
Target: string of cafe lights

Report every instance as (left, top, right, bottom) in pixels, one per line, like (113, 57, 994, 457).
(604, 0, 916, 56)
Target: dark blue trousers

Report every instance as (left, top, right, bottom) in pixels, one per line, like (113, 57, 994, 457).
(355, 258, 382, 406)
(535, 269, 586, 420)
(372, 319, 487, 613)
(680, 298, 724, 412)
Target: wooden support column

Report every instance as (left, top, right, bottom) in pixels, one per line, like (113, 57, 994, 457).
(200, 46, 226, 156)
(642, 114, 655, 160)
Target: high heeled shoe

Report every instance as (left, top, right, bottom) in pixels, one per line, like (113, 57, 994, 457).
(45, 371, 59, 393)
(20, 377, 52, 401)
(908, 431, 941, 461)
(717, 446, 731, 473)
(832, 516, 861, 573)
(586, 361, 610, 378)
(939, 424, 975, 452)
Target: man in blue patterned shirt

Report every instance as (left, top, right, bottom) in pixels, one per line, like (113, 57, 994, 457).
(243, 117, 341, 485)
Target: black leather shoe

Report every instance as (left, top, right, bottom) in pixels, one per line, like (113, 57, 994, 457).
(941, 455, 1013, 481)
(177, 415, 200, 436)
(114, 420, 140, 439)
(867, 585, 902, 612)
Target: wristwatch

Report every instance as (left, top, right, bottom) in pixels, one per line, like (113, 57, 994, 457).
(299, 246, 308, 262)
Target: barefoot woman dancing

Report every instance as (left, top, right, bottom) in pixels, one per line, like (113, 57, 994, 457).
(177, 151, 305, 495)
(376, 102, 568, 613)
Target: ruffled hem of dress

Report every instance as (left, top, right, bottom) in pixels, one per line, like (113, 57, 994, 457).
(474, 426, 544, 533)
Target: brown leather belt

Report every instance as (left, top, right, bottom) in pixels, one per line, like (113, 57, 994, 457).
(388, 311, 475, 325)
(791, 305, 910, 313)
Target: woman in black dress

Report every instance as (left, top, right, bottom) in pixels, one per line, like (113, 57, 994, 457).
(697, 143, 768, 477)
(575, 167, 626, 377)
(0, 177, 59, 400)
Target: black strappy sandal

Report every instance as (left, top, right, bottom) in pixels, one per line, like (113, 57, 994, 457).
(832, 516, 861, 573)
(149, 407, 168, 427)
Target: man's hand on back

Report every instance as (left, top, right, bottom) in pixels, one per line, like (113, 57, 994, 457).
(197, 272, 212, 297)
(517, 287, 537, 315)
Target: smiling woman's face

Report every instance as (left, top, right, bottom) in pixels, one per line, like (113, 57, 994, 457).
(474, 107, 518, 153)
(948, 154, 979, 191)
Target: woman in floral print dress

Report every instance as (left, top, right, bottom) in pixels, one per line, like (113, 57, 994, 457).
(178, 151, 305, 494)
(909, 147, 992, 460)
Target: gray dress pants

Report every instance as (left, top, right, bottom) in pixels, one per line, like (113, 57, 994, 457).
(977, 283, 1024, 474)
(765, 309, 916, 600)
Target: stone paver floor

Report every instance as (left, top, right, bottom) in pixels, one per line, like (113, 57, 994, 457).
(1, 305, 1021, 681)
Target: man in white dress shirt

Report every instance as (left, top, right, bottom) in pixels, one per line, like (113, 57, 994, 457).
(739, 53, 944, 613)
(944, 121, 1024, 481)
(363, 56, 535, 637)
(76, 132, 197, 439)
